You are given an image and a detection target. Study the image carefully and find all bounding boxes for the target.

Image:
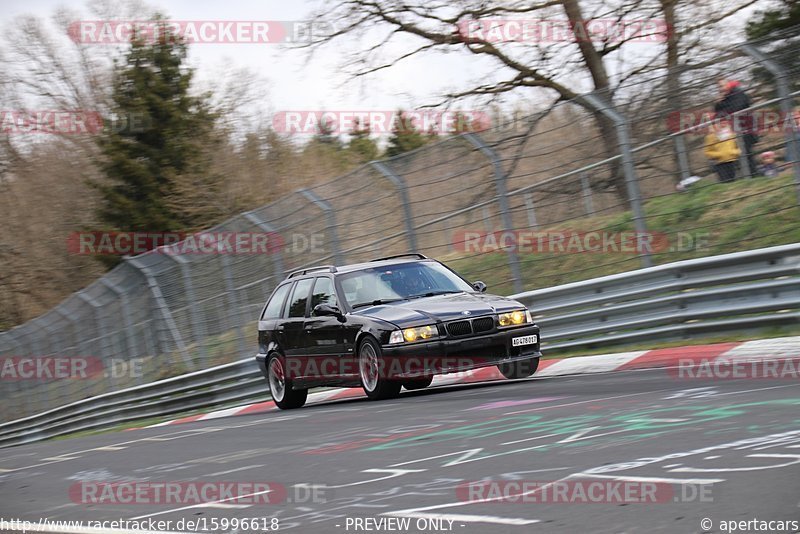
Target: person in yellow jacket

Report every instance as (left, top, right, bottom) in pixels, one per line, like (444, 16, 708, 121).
(703, 119, 740, 183)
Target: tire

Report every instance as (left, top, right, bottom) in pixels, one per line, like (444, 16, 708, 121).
(358, 337, 402, 400)
(498, 357, 540, 380)
(268, 353, 307, 409)
(403, 376, 434, 391)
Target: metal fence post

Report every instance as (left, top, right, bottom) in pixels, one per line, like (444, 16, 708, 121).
(297, 188, 343, 265)
(740, 43, 800, 203)
(735, 133, 752, 180)
(100, 278, 140, 362)
(370, 161, 418, 252)
(5, 337, 24, 416)
(580, 173, 595, 215)
(220, 254, 247, 357)
(56, 308, 80, 354)
(164, 254, 207, 362)
(77, 291, 121, 390)
(579, 93, 653, 268)
(673, 134, 692, 181)
(463, 132, 524, 294)
(244, 211, 286, 280)
(124, 257, 195, 371)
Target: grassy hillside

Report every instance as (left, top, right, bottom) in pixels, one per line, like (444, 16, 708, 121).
(445, 173, 800, 295)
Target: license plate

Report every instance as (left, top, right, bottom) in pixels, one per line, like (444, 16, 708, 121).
(512, 335, 538, 347)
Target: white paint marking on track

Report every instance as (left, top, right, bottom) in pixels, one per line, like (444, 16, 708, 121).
(320, 468, 427, 489)
(205, 464, 265, 477)
(669, 453, 800, 472)
(387, 512, 540, 526)
(576, 474, 725, 484)
(500, 432, 563, 446)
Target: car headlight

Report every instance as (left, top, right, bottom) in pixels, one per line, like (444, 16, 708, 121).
(498, 309, 532, 326)
(389, 325, 439, 344)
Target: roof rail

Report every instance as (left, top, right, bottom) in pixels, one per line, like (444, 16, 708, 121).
(287, 265, 338, 278)
(370, 253, 428, 262)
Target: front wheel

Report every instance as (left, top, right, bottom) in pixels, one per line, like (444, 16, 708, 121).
(268, 353, 307, 409)
(359, 337, 401, 400)
(498, 357, 540, 380)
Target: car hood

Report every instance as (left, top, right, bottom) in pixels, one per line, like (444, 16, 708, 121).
(352, 292, 524, 327)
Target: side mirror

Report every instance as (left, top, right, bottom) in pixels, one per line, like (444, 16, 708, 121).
(313, 303, 346, 322)
(472, 281, 487, 293)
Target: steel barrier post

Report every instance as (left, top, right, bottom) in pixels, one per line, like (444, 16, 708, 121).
(125, 257, 195, 371)
(370, 161, 419, 252)
(297, 188, 343, 265)
(579, 93, 652, 268)
(673, 134, 692, 181)
(164, 254, 207, 362)
(463, 132, 524, 293)
(244, 211, 286, 280)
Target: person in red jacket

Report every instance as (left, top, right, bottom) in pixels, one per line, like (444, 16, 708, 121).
(714, 78, 759, 178)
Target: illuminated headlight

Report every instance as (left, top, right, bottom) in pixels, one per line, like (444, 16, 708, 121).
(498, 309, 531, 327)
(389, 325, 438, 344)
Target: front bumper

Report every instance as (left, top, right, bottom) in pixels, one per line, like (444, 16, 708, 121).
(380, 324, 541, 378)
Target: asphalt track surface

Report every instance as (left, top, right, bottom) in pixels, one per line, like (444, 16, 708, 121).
(2, 367, 800, 534)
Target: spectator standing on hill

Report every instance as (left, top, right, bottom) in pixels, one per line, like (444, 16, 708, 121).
(714, 78, 759, 177)
(704, 120, 740, 183)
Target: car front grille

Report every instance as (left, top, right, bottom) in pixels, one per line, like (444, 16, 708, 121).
(472, 317, 495, 333)
(447, 320, 472, 337)
(446, 316, 496, 337)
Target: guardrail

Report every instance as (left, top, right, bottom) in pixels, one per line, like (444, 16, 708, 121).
(1, 244, 799, 448)
(512, 243, 800, 350)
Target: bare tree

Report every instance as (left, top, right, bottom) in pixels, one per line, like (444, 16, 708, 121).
(300, 0, 763, 198)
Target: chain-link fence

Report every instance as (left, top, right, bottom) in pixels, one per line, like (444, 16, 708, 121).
(2, 29, 800, 423)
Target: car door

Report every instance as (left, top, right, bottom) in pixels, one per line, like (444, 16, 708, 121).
(303, 276, 347, 377)
(278, 277, 314, 380)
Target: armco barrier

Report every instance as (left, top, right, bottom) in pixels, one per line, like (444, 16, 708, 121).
(1, 244, 798, 447)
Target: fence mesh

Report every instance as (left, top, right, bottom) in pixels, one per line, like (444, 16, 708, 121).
(2, 30, 800, 422)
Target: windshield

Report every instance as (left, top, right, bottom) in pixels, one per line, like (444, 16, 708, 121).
(339, 262, 473, 308)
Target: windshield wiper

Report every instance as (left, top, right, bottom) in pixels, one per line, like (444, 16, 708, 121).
(406, 290, 462, 299)
(351, 298, 405, 309)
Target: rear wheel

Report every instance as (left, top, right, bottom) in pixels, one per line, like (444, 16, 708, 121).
(359, 337, 401, 400)
(498, 357, 540, 379)
(268, 353, 307, 409)
(403, 376, 434, 391)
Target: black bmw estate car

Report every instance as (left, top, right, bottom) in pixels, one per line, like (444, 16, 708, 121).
(255, 254, 541, 409)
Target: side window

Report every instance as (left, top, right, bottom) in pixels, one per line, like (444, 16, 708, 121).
(262, 283, 291, 319)
(287, 278, 314, 318)
(311, 277, 337, 312)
